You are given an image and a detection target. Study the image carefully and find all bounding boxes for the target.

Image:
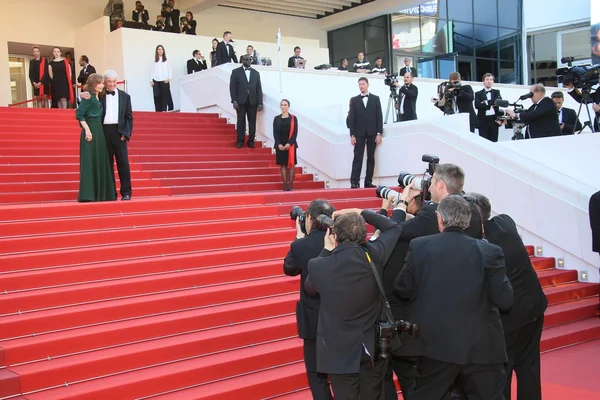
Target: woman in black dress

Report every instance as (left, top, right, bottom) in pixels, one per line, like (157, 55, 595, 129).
(273, 99, 298, 191)
(48, 47, 73, 109)
(210, 38, 218, 67)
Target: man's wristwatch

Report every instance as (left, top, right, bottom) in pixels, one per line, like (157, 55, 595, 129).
(398, 199, 409, 207)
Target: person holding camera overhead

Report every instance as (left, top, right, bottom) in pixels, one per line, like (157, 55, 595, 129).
(283, 199, 335, 400)
(180, 11, 196, 35)
(161, 0, 179, 33)
(273, 99, 298, 191)
(132, 1, 149, 24)
(304, 208, 402, 400)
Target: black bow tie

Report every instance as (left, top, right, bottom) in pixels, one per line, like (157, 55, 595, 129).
(107, 90, 115, 96)
(361, 94, 369, 98)
(244, 68, 251, 71)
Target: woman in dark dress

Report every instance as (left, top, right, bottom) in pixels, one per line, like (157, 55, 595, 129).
(273, 99, 298, 191)
(48, 47, 74, 109)
(210, 38, 218, 67)
(76, 74, 117, 202)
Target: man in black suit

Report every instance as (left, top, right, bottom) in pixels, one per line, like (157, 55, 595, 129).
(216, 31, 238, 65)
(77, 56, 96, 89)
(305, 208, 402, 400)
(394, 195, 514, 400)
(399, 57, 417, 77)
(567, 84, 600, 131)
(230, 55, 263, 148)
(551, 91, 582, 134)
(187, 50, 207, 74)
(467, 192, 547, 400)
(132, 1, 149, 24)
(348, 77, 383, 189)
(447, 71, 477, 133)
(475, 73, 503, 142)
(283, 199, 335, 400)
(505, 84, 562, 138)
(591, 190, 600, 255)
(288, 46, 304, 68)
(393, 71, 418, 122)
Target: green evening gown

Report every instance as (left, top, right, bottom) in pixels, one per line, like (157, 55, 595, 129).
(76, 96, 117, 202)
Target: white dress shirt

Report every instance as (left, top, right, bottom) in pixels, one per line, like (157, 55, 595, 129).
(150, 59, 172, 82)
(485, 90, 495, 116)
(362, 93, 369, 108)
(104, 88, 119, 125)
(244, 67, 251, 82)
(558, 108, 563, 123)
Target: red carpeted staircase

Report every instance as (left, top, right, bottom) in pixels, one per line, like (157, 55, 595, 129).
(0, 108, 598, 399)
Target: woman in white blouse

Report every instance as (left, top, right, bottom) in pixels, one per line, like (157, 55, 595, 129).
(150, 44, 173, 112)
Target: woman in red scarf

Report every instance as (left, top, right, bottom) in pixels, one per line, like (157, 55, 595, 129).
(48, 47, 74, 109)
(273, 99, 299, 191)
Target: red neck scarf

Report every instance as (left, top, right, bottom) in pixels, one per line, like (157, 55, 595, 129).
(287, 114, 295, 169)
(38, 58, 46, 97)
(64, 59, 74, 103)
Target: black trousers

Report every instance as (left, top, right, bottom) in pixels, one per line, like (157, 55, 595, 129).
(152, 80, 173, 112)
(328, 349, 388, 400)
(411, 357, 505, 400)
(383, 356, 415, 399)
(350, 135, 377, 186)
(479, 115, 500, 142)
(504, 315, 544, 400)
(103, 124, 132, 197)
(236, 102, 258, 145)
(304, 339, 333, 400)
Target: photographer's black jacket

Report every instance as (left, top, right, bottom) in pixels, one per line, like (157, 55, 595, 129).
(398, 84, 418, 121)
(559, 107, 583, 134)
(132, 9, 149, 24)
(283, 229, 326, 340)
(456, 84, 477, 132)
(568, 88, 600, 131)
(518, 97, 562, 138)
(305, 210, 401, 374)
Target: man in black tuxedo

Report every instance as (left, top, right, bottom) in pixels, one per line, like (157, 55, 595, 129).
(348, 77, 383, 189)
(567, 84, 600, 131)
(447, 71, 477, 132)
(132, 1, 149, 24)
(591, 190, 600, 255)
(394, 195, 514, 400)
(166, 0, 180, 33)
(475, 73, 503, 142)
(393, 71, 418, 122)
(467, 192, 547, 400)
(216, 31, 238, 65)
(230, 55, 263, 148)
(505, 84, 562, 138)
(305, 208, 402, 400)
(288, 46, 304, 68)
(187, 50, 207, 74)
(77, 56, 96, 89)
(551, 91, 582, 134)
(399, 57, 417, 77)
(283, 199, 335, 400)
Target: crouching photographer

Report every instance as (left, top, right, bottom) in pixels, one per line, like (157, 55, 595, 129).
(304, 208, 409, 400)
(283, 199, 335, 400)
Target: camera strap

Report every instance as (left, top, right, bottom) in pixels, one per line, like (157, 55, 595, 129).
(364, 252, 397, 326)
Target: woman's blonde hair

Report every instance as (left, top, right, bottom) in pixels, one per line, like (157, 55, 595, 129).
(85, 73, 105, 95)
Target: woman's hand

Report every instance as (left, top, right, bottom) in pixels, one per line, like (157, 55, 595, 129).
(85, 130, 93, 142)
(150, 81, 154, 87)
(164, 79, 170, 84)
(278, 144, 284, 151)
(283, 144, 291, 150)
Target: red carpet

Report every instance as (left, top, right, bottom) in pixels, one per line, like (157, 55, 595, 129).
(0, 108, 598, 399)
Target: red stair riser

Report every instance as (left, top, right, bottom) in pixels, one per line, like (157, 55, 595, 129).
(540, 325, 600, 351)
(544, 285, 600, 305)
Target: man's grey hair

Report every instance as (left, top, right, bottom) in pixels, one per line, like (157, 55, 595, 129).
(434, 163, 464, 195)
(464, 192, 491, 221)
(437, 195, 471, 230)
(104, 70, 119, 79)
(531, 83, 545, 94)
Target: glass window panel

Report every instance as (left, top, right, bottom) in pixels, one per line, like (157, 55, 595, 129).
(418, 57, 436, 78)
(421, 18, 451, 55)
(474, 24, 498, 44)
(499, 60, 517, 83)
(452, 22, 475, 55)
(477, 41, 499, 58)
(447, 0, 473, 23)
(365, 23, 388, 54)
(391, 13, 422, 53)
(498, 0, 520, 28)
(458, 59, 474, 81)
(499, 28, 518, 39)
(475, 58, 498, 82)
(436, 0, 448, 20)
(473, 0, 497, 26)
(560, 28, 591, 62)
(438, 55, 456, 79)
(499, 34, 518, 61)
(329, 24, 365, 66)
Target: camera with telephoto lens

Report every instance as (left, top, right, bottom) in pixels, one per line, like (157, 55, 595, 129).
(494, 99, 526, 140)
(397, 154, 439, 203)
(555, 57, 600, 89)
(290, 206, 306, 235)
(384, 74, 399, 87)
(316, 214, 334, 231)
(376, 319, 420, 359)
(375, 185, 401, 203)
(180, 16, 187, 23)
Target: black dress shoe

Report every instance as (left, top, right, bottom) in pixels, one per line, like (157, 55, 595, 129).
(122, 195, 131, 201)
(351, 184, 359, 189)
(236, 143, 243, 148)
(247, 142, 255, 148)
(364, 183, 376, 188)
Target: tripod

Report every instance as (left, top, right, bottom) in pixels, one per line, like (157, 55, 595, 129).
(384, 88, 399, 124)
(574, 87, 598, 134)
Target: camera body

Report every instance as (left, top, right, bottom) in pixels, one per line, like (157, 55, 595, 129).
(494, 99, 525, 140)
(376, 319, 420, 359)
(375, 185, 401, 202)
(384, 74, 399, 87)
(555, 57, 600, 89)
(397, 154, 440, 203)
(290, 207, 334, 235)
(180, 16, 187, 23)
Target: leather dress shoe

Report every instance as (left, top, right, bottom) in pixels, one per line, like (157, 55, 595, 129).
(364, 183, 376, 188)
(122, 195, 131, 201)
(351, 184, 359, 189)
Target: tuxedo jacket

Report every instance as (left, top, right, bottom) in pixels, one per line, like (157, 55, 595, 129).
(475, 88, 503, 119)
(519, 97, 562, 138)
(347, 93, 383, 137)
(398, 84, 418, 121)
(216, 41, 238, 65)
(77, 64, 96, 86)
(455, 84, 477, 131)
(229, 66, 263, 106)
(305, 210, 402, 374)
(484, 214, 547, 332)
(101, 89, 133, 140)
(288, 56, 304, 68)
(399, 66, 417, 77)
(187, 58, 207, 74)
(394, 228, 513, 365)
(568, 88, 600, 130)
(283, 229, 326, 339)
(559, 107, 582, 134)
(590, 190, 600, 253)
(132, 9, 149, 24)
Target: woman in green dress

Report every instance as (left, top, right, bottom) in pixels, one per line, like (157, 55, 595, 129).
(76, 74, 117, 202)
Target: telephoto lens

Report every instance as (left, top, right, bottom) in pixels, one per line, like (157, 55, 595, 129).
(375, 185, 401, 202)
(316, 214, 334, 231)
(398, 172, 424, 190)
(396, 319, 420, 338)
(290, 206, 306, 234)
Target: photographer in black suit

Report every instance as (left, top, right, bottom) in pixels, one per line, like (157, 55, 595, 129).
(132, 1, 149, 24)
(446, 72, 477, 132)
(305, 208, 402, 400)
(393, 71, 418, 122)
(504, 84, 562, 138)
(394, 195, 514, 400)
(566, 84, 600, 131)
(348, 77, 383, 189)
(551, 91, 582, 134)
(467, 193, 548, 400)
(283, 199, 335, 400)
(475, 73, 503, 142)
(229, 55, 263, 148)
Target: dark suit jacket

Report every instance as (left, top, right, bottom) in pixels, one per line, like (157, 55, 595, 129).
(283, 229, 326, 339)
(456, 84, 477, 132)
(216, 41, 238, 65)
(229, 66, 263, 106)
(475, 88, 502, 119)
(187, 58, 207, 74)
(305, 210, 402, 374)
(132, 9, 149, 24)
(519, 97, 562, 138)
(394, 228, 513, 365)
(288, 56, 304, 68)
(568, 88, 600, 131)
(101, 89, 133, 140)
(484, 214, 548, 332)
(347, 94, 383, 137)
(398, 84, 418, 121)
(399, 66, 417, 77)
(77, 64, 96, 86)
(161, 9, 179, 32)
(559, 107, 582, 134)
(589, 190, 600, 253)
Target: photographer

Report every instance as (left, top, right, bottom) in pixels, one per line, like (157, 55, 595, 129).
(432, 72, 477, 132)
(394, 195, 513, 400)
(180, 12, 196, 35)
(304, 208, 402, 400)
(161, 0, 180, 33)
(504, 84, 561, 138)
(283, 199, 335, 400)
(393, 71, 418, 122)
(467, 192, 547, 400)
(132, 1, 149, 24)
(566, 84, 600, 131)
